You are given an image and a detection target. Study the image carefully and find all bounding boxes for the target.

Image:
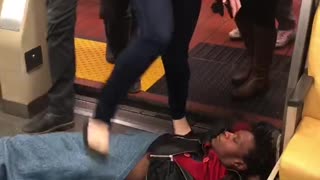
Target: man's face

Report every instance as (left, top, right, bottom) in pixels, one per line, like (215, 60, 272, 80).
(212, 130, 255, 171)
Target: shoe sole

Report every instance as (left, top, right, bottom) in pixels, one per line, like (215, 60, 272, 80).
(231, 88, 268, 101)
(232, 78, 248, 87)
(107, 59, 115, 64)
(128, 89, 141, 94)
(29, 121, 76, 135)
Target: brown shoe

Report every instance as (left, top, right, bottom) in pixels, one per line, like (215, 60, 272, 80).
(232, 71, 269, 100)
(232, 64, 251, 86)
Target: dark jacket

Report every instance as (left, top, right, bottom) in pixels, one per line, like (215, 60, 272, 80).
(146, 129, 241, 180)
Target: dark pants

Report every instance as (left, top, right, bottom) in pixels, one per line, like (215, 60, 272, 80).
(46, 0, 78, 117)
(235, 0, 278, 57)
(238, 0, 278, 29)
(95, 0, 201, 125)
(100, 0, 136, 59)
(276, 0, 295, 30)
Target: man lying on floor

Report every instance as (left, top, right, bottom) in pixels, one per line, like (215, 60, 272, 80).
(0, 122, 277, 180)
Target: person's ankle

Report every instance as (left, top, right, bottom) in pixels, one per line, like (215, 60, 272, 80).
(173, 117, 192, 136)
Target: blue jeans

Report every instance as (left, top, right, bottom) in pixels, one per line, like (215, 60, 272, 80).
(0, 132, 159, 180)
(95, 0, 202, 125)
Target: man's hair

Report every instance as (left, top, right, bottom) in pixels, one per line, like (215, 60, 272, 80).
(242, 122, 278, 179)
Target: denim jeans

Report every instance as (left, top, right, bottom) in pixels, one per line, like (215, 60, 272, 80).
(0, 131, 159, 180)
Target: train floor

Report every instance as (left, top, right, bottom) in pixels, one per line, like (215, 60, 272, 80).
(0, 95, 224, 137)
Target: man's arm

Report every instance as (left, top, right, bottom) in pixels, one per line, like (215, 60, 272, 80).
(126, 154, 150, 180)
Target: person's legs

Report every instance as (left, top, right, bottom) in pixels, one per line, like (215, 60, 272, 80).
(232, 11, 255, 86)
(229, 0, 295, 47)
(102, 0, 131, 63)
(23, 0, 78, 133)
(0, 138, 6, 180)
(1, 132, 158, 180)
(162, 0, 201, 135)
(276, 0, 295, 30)
(232, 0, 277, 99)
(101, 0, 141, 93)
(275, 0, 296, 48)
(86, 0, 173, 155)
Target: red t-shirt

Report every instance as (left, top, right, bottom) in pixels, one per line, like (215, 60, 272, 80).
(174, 150, 227, 180)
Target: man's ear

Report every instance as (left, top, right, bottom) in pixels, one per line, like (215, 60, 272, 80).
(232, 159, 247, 171)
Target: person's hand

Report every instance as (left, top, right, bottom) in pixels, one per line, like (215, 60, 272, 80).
(223, 0, 241, 18)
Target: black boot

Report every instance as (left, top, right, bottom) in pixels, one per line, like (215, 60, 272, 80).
(232, 26, 276, 100)
(106, 45, 115, 64)
(232, 68, 270, 99)
(22, 113, 75, 134)
(232, 12, 254, 86)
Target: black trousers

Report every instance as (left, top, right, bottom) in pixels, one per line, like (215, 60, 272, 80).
(238, 0, 278, 28)
(100, 0, 135, 59)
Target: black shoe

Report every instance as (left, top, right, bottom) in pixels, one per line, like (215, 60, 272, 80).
(128, 80, 141, 94)
(106, 46, 115, 64)
(22, 113, 75, 134)
(182, 130, 195, 138)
